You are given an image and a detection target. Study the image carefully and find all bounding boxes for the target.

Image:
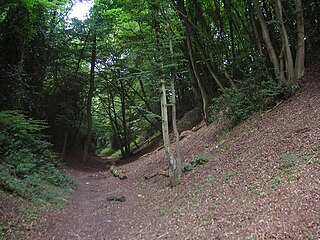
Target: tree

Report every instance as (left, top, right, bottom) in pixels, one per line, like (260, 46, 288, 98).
(82, 28, 96, 162)
(151, 1, 181, 186)
(252, 0, 305, 82)
(166, 6, 182, 186)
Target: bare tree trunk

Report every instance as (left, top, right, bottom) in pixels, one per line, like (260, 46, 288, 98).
(82, 32, 96, 162)
(159, 58, 178, 186)
(182, 40, 202, 104)
(119, 73, 130, 157)
(185, 31, 210, 125)
(109, 89, 124, 157)
(177, 0, 210, 124)
(193, 34, 225, 90)
(166, 10, 181, 187)
(151, 1, 180, 187)
(249, 4, 263, 55)
(160, 76, 178, 187)
(252, 0, 281, 81)
(275, 0, 295, 82)
(294, 0, 305, 79)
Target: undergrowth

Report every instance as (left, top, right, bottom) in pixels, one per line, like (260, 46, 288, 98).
(210, 58, 294, 126)
(182, 154, 212, 172)
(99, 136, 142, 158)
(0, 111, 75, 205)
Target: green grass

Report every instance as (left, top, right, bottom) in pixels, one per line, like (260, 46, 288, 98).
(222, 171, 237, 183)
(100, 137, 143, 157)
(111, 150, 123, 158)
(100, 147, 113, 156)
(272, 175, 282, 188)
(279, 164, 295, 175)
(304, 231, 315, 239)
(306, 156, 318, 165)
(249, 184, 267, 197)
(281, 154, 298, 162)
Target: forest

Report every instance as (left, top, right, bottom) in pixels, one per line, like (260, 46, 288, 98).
(0, 0, 319, 239)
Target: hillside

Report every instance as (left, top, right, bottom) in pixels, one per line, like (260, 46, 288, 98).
(27, 65, 320, 239)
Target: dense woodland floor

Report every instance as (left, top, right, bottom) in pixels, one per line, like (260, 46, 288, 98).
(2, 65, 319, 239)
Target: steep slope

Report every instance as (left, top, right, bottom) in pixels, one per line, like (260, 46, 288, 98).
(34, 65, 319, 240)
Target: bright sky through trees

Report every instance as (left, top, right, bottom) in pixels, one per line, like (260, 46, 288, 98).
(69, 0, 93, 20)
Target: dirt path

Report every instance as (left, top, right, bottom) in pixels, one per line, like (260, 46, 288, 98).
(31, 66, 320, 240)
(33, 168, 146, 240)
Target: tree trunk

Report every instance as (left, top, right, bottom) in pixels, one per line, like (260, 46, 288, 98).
(275, 0, 295, 82)
(249, 4, 263, 55)
(177, 0, 210, 124)
(294, 0, 305, 79)
(252, 0, 281, 81)
(151, 2, 180, 187)
(182, 40, 202, 104)
(185, 31, 210, 125)
(82, 31, 96, 162)
(119, 72, 130, 157)
(166, 11, 181, 187)
(109, 165, 127, 180)
(109, 89, 124, 157)
(193, 34, 225, 89)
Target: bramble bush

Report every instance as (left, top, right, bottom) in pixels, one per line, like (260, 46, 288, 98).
(0, 111, 74, 205)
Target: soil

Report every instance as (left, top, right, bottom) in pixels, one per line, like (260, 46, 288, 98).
(9, 65, 320, 239)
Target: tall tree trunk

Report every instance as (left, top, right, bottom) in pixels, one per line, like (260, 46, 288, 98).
(82, 32, 96, 162)
(252, 0, 281, 81)
(193, 34, 225, 89)
(151, 2, 180, 187)
(181, 41, 202, 104)
(275, 0, 295, 82)
(294, 0, 305, 79)
(188, 0, 226, 90)
(100, 92, 124, 156)
(109, 88, 124, 157)
(119, 75, 130, 157)
(249, 4, 263, 55)
(177, 0, 210, 124)
(166, 10, 181, 187)
(185, 31, 210, 125)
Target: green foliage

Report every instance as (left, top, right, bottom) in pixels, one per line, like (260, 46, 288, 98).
(249, 185, 267, 197)
(111, 149, 123, 159)
(304, 231, 315, 240)
(181, 154, 211, 172)
(270, 154, 300, 188)
(222, 171, 237, 183)
(210, 58, 294, 126)
(281, 154, 298, 162)
(279, 164, 295, 175)
(0, 111, 74, 205)
(272, 175, 282, 188)
(99, 147, 113, 156)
